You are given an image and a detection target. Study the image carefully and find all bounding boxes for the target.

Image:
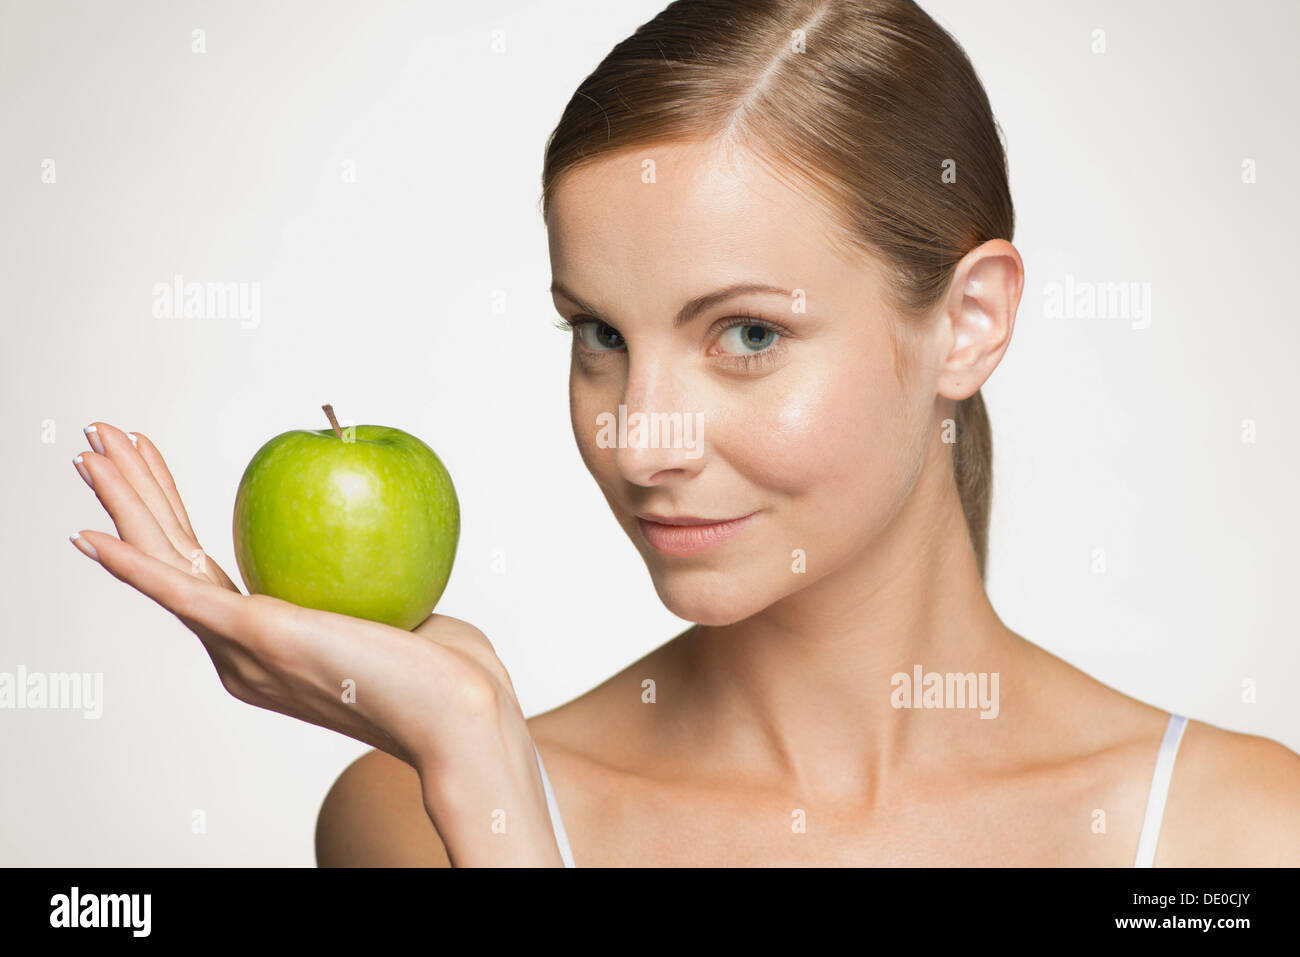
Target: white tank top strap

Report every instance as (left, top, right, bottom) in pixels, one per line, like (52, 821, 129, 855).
(1132, 713, 1188, 868)
(533, 742, 577, 868)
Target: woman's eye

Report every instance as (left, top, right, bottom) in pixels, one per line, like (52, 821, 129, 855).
(575, 320, 625, 351)
(561, 315, 787, 370)
(717, 323, 779, 354)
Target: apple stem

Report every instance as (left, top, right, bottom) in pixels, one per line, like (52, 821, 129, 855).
(322, 404, 343, 440)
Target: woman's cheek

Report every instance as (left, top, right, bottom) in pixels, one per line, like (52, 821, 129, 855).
(714, 364, 905, 499)
(569, 377, 612, 475)
(719, 373, 922, 585)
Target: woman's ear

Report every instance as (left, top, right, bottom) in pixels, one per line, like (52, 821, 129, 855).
(934, 239, 1024, 400)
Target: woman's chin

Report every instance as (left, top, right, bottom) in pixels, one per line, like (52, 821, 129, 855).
(648, 572, 769, 627)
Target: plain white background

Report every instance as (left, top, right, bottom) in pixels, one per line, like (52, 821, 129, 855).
(2, 0, 1296, 865)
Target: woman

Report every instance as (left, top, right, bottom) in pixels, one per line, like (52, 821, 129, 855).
(70, 0, 1300, 866)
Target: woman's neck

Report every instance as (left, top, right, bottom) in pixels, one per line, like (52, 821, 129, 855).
(673, 445, 1029, 801)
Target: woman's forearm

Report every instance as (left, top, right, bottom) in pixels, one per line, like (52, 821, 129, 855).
(422, 760, 566, 867)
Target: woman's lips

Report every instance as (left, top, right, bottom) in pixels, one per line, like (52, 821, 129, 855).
(636, 513, 757, 557)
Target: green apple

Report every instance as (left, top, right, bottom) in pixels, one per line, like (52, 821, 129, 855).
(232, 406, 459, 630)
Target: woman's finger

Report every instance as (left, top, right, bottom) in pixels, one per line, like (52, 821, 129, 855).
(129, 431, 200, 542)
(83, 422, 198, 557)
(132, 430, 240, 590)
(73, 452, 193, 573)
(70, 528, 252, 644)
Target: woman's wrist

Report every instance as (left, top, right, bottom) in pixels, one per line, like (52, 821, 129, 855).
(418, 740, 566, 867)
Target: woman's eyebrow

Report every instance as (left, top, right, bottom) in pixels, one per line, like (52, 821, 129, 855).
(548, 280, 794, 328)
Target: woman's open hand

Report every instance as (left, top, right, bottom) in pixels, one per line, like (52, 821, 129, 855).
(68, 421, 563, 865)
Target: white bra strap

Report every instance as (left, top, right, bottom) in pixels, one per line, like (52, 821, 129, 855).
(1133, 714, 1188, 867)
(534, 743, 577, 868)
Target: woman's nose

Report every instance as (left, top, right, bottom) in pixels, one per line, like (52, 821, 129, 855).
(605, 364, 708, 486)
(607, 402, 708, 486)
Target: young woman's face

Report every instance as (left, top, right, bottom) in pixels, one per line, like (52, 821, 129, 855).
(546, 138, 938, 626)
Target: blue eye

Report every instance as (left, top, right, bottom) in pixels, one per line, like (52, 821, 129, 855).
(718, 322, 779, 354)
(555, 311, 791, 373)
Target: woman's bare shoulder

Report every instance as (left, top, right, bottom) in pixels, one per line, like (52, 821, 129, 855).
(526, 668, 655, 783)
(524, 639, 685, 845)
(315, 748, 450, 867)
(1158, 718, 1300, 866)
(1017, 636, 1300, 864)
(528, 629, 687, 762)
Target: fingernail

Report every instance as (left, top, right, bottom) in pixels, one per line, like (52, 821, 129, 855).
(127, 432, 138, 448)
(73, 454, 94, 489)
(69, 532, 100, 562)
(84, 424, 105, 454)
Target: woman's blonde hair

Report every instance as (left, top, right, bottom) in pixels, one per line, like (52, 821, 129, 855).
(540, 0, 1012, 580)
